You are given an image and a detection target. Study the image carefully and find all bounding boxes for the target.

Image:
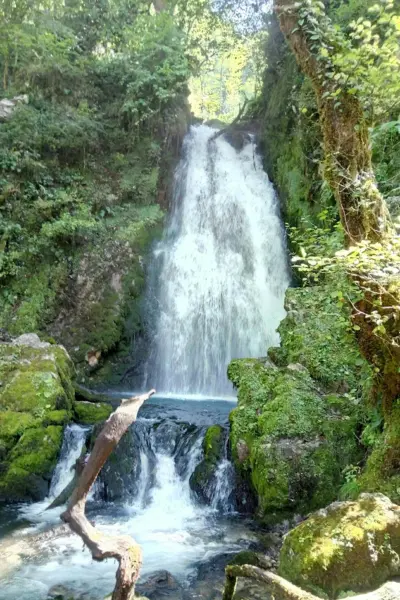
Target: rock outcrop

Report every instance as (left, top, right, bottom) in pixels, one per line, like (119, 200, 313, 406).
(0, 334, 75, 501)
(0, 95, 28, 121)
(228, 284, 372, 520)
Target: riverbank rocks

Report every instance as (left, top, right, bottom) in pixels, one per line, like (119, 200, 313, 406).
(136, 570, 184, 600)
(279, 493, 400, 598)
(0, 334, 75, 501)
(189, 424, 225, 502)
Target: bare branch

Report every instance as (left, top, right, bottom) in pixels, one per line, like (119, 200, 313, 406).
(61, 389, 156, 600)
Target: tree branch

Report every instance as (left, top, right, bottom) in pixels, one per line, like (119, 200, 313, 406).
(222, 564, 400, 600)
(61, 389, 156, 600)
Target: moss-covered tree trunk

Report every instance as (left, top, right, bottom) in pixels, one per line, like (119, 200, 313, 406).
(274, 0, 390, 245)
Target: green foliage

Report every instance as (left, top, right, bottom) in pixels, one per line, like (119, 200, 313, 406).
(293, 0, 400, 123)
(372, 120, 400, 208)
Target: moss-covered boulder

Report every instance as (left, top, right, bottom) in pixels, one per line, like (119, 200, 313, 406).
(0, 334, 75, 501)
(229, 358, 363, 520)
(228, 283, 372, 520)
(189, 425, 225, 502)
(279, 493, 400, 599)
(73, 400, 112, 425)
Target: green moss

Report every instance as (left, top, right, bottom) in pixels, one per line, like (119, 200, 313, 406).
(189, 425, 226, 501)
(8, 425, 63, 473)
(279, 494, 400, 598)
(73, 400, 112, 424)
(229, 359, 362, 519)
(0, 340, 74, 501)
(358, 403, 400, 503)
(0, 344, 74, 413)
(278, 285, 372, 393)
(43, 410, 70, 426)
(0, 425, 64, 501)
(203, 425, 224, 462)
(0, 411, 38, 448)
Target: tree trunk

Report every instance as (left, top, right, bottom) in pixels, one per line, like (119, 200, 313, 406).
(274, 0, 390, 245)
(61, 389, 155, 600)
(222, 564, 400, 600)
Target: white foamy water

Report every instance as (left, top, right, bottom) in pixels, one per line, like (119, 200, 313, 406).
(1, 417, 253, 600)
(49, 424, 88, 498)
(145, 124, 289, 395)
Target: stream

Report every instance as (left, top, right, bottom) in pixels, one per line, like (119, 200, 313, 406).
(0, 125, 289, 599)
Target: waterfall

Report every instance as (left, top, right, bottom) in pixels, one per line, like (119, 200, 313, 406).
(210, 459, 236, 512)
(49, 424, 88, 498)
(145, 124, 289, 396)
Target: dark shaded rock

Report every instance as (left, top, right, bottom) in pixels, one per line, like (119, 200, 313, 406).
(136, 570, 186, 600)
(223, 129, 252, 151)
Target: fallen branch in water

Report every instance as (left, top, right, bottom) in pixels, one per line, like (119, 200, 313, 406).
(208, 98, 248, 144)
(61, 389, 156, 600)
(222, 564, 400, 600)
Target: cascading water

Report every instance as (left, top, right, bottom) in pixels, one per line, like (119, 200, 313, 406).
(145, 125, 289, 396)
(49, 424, 88, 498)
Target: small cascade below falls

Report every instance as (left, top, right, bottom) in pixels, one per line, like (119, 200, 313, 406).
(210, 459, 236, 513)
(144, 124, 289, 396)
(49, 424, 88, 498)
(1, 403, 257, 600)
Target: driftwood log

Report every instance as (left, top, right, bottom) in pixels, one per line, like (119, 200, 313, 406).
(222, 564, 400, 600)
(61, 389, 155, 600)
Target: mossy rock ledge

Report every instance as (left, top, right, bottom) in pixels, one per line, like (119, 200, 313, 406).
(279, 493, 400, 599)
(73, 400, 113, 425)
(0, 333, 75, 502)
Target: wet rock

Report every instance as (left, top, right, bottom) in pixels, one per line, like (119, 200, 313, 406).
(47, 586, 98, 600)
(223, 129, 252, 151)
(136, 570, 186, 600)
(279, 493, 400, 598)
(189, 425, 225, 503)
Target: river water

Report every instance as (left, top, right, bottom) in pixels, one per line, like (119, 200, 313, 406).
(0, 126, 288, 599)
